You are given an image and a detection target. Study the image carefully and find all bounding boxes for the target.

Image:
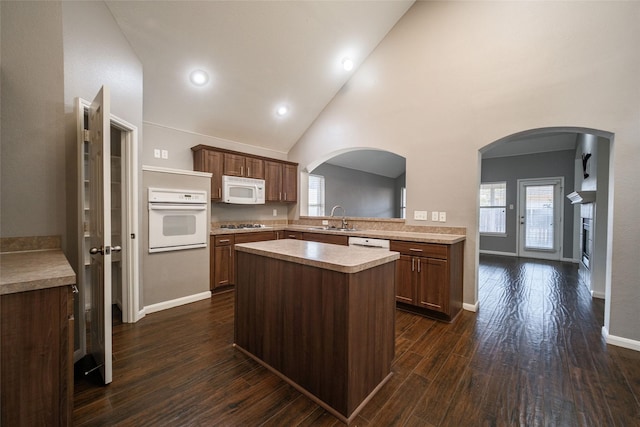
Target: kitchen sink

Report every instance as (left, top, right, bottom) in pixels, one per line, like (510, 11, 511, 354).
(306, 226, 357, 232)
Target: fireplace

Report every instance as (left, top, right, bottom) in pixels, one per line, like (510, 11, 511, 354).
(581, 218, 592, 269)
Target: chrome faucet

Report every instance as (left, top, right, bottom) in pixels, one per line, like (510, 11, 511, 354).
(330, 205, 348, 229)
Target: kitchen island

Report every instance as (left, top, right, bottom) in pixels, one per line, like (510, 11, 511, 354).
(234, 239, 399, 424)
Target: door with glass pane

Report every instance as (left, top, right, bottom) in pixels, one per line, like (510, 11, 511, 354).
(518, 178, 563, 260)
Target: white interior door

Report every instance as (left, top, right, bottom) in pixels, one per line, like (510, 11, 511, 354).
(518, 178, 563, 260)
(88, 86, 113, 384)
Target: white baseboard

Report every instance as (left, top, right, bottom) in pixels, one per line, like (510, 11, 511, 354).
(479, 250, 517, 257)
(144, 291, 211, 315)
(463, 301, 479, 312)
(561, 257, 579, 263)
(591, 290, 606, 299)
(602, 327, 640, 352)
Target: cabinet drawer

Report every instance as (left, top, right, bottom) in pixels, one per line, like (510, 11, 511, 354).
(234, 231, 276, 244)
(214, 235, 235, 246)
(390, 240, 448, 259)
(302, 232, 349, 246)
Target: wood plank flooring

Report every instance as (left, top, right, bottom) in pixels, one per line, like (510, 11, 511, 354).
(74, 255, 640, 426)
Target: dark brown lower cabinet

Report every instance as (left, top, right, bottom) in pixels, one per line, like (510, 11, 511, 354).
(211, 231, 277, 291)
(391, 240, 464, 322)
(1, 285, 73, 426)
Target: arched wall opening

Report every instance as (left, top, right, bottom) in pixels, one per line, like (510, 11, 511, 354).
(478, 126, 614, 331)
(300, 147, 406, 219)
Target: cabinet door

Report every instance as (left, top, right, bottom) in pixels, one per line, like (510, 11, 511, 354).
(265, 161, 282, 201)
(194, 149, 223, 200)
(395, 255, 415, 304)
(282, 163, 297, 202)
(223, 153, 245, 176)
(213, 245, 234, 288)
(246, 157, 265, 179)
(417, 257, 447, 313)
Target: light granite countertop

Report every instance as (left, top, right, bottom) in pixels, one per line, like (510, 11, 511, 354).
(0, 249, 76, 295)
(235, 239, 400, 274)
(212, 224, 465, 244)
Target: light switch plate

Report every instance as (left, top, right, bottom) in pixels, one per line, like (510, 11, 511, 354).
(439, 212, 447, 222)
(154, 149, 161, 158)
(273, 209, 278, 217)
(414, 210, 428, 221)
(431, 211, 439, 221)
(322, 220, 329, 225)
(161, 149, 169, 159)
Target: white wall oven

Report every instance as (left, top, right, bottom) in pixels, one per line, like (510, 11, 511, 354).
(148, 188, 208, 253)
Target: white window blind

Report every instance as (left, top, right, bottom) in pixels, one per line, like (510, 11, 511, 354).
(308, 174, 325, 217)
(479, 182, 506, 234)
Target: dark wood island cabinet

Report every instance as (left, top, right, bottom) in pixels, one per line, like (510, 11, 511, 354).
(234, 239, 399, 423)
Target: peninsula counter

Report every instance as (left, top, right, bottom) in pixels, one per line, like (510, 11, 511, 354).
(234, 240, 399, 423)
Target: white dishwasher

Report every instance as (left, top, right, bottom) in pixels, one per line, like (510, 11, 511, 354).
(348, 236, 390, 249)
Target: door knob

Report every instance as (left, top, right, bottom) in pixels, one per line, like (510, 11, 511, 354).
(89, 247, 103, 255)
(111, 245, 122, 253)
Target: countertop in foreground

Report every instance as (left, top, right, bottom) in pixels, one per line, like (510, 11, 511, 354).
(235, 239, 399, 274)
(0, 250, 76, 295)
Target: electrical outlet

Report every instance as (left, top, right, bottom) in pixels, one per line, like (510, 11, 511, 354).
(272, 209, 277, 217)
(161, 149, 169, 159)
(439, 211, 447, 222)
(322, 220, 329, 225)
(154, 149, 161, 159)
(414, 210, 428, 220)
(431, 211, 439, 221)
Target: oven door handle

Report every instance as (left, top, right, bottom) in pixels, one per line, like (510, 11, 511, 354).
(149, 203, 207, 211)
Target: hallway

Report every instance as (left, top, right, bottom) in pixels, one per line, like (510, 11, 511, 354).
(73, 255, 640, 425)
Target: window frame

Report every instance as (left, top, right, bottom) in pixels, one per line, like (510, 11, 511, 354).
(307, 174, 325, 217)
(479, 181, 507, 236)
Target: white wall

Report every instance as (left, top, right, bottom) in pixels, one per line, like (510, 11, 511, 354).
(289, 2, 640, 344)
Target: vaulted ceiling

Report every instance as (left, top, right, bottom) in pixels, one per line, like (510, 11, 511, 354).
(106, 1, 414, 155)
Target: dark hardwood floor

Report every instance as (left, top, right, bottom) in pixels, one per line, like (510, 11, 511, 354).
(74, 255, 640, 426)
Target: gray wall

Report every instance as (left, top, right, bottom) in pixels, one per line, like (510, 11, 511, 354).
(480, 150, 575, 259)
(1, 1, 66, 240)
(142, 169, 210, 306)
(312, 163, 401, 218)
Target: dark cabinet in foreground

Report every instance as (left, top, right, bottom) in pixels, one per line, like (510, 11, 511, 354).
(391, 240, 464, 322)
(1, 285, 74, 426)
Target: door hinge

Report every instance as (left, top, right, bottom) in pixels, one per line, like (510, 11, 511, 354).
(83, 129, 90, 143)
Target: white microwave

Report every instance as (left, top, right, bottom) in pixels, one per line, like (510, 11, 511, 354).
(222, 175, 265, 204)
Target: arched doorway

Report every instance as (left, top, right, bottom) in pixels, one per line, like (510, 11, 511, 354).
(478, 127, 614, 328)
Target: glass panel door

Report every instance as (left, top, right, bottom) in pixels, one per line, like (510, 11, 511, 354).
(524, 185, 554, 250)
(518, 178, 563, 260)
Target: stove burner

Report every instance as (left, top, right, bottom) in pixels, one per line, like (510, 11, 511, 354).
(220, 224, 266, 229)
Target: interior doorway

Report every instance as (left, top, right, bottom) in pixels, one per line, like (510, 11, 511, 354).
(478, 127, 614, 334)
(75, 97, 140, 365)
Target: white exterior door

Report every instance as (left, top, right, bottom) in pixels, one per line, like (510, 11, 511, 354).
(518, 178, 563, 261)
(88, 86, 113, 384)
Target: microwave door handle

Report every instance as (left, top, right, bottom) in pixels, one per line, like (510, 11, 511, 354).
(254, 185, 259, 202)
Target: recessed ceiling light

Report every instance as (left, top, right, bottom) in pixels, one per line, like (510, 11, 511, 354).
(276, 106, 289, 116)
(189, 70, 209, 86)
(342, 57, 354, 71)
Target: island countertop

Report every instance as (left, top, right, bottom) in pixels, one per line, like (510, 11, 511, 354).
(0, 249, 76, 295)
(235, 239, 399, 274)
